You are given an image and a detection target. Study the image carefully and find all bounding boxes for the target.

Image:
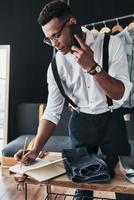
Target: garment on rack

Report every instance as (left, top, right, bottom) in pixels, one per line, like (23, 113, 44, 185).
(117, 27, 134, 108)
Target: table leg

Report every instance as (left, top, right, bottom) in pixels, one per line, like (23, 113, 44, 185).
(24, 183, 28, 200)
(46, 185, 52, 200)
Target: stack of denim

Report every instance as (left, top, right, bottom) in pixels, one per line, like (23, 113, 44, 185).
(62, 147, 111, 183)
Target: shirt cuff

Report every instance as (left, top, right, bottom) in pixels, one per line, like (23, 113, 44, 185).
(41, 111, 61, 125)
(117, 80, 133, 104)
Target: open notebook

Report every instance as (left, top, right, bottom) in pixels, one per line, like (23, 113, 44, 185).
(9, 158, 66, 182)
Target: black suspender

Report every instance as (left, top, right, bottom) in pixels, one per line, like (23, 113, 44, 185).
(51, 33, 113, 112)
(51, 57, 78, 109)
(103, 33, 113, 111)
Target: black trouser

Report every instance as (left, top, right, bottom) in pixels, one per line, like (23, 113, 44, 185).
(68, 108, 133, 200)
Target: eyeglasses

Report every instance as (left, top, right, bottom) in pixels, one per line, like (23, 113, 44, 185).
(43, 19, 69, 46)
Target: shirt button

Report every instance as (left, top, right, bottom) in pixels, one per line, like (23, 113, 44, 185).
(87, 86, 90, 88)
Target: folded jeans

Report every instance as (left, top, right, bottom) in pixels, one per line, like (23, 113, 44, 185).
(62, 147, 111, 183)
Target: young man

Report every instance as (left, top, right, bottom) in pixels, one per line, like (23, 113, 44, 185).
(15, 1, 133, 199)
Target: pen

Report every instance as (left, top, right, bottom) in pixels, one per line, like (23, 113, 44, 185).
(20, 137, 28, 168)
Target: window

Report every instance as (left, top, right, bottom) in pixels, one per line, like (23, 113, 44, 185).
(0, 45, 10, 154)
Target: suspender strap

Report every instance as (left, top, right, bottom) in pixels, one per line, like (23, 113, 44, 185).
(103, 33, 113, 110)
(51, 57, 78, 109)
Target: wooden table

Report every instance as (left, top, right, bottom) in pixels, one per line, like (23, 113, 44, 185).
(14, 153, 134, 200)
(14, 173, 134, 200)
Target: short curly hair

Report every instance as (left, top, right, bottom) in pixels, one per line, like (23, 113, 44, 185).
(38, 0, 72, 26)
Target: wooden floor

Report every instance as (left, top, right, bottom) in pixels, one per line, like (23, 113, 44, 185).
(0, 167, 115, 200)
(0, 175, 47, 200)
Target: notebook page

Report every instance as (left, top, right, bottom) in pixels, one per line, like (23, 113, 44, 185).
(9, 158, 64, 175)
(26, 162, 66, 182)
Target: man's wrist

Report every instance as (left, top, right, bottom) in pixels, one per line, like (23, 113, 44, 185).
(87, 63, 102, 75)
(32, 148, 40, 154)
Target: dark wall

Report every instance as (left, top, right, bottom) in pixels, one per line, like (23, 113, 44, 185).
(70, 0, 134, 28)
(0, 0, 53, 141)
(0, 0, 133, 142)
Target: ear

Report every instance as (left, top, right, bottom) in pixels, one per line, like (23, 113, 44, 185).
(68, 17, 77, 25)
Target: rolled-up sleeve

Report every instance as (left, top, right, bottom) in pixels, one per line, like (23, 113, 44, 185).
(42, 63, 65, 125)
(109, 36, 133, 105)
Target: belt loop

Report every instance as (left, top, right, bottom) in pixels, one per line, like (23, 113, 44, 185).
(108, 106, 114, 112)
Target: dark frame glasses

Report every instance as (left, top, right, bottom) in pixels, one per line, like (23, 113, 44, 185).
(43, 18, 69, 46)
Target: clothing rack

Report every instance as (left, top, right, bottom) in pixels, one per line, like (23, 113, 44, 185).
(84, 13, 134, 27)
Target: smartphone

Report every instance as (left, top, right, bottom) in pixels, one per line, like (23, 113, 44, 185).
(70, 24, 83, 48)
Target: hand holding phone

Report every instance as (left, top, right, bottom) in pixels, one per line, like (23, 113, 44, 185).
(70, 24, 83, 48)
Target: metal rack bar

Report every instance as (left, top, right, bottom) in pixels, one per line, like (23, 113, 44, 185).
(45, 193, 116, 200)
(84, 13, 134, 27)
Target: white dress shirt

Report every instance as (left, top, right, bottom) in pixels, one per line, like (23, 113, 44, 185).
(43, 28, 133, 125)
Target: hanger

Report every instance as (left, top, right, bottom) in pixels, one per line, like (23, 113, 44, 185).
(100, 21, 111, 33)
(112, 18, 123, 33)
(128, 15, 134, 30)
(90, 23, 99, 33)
